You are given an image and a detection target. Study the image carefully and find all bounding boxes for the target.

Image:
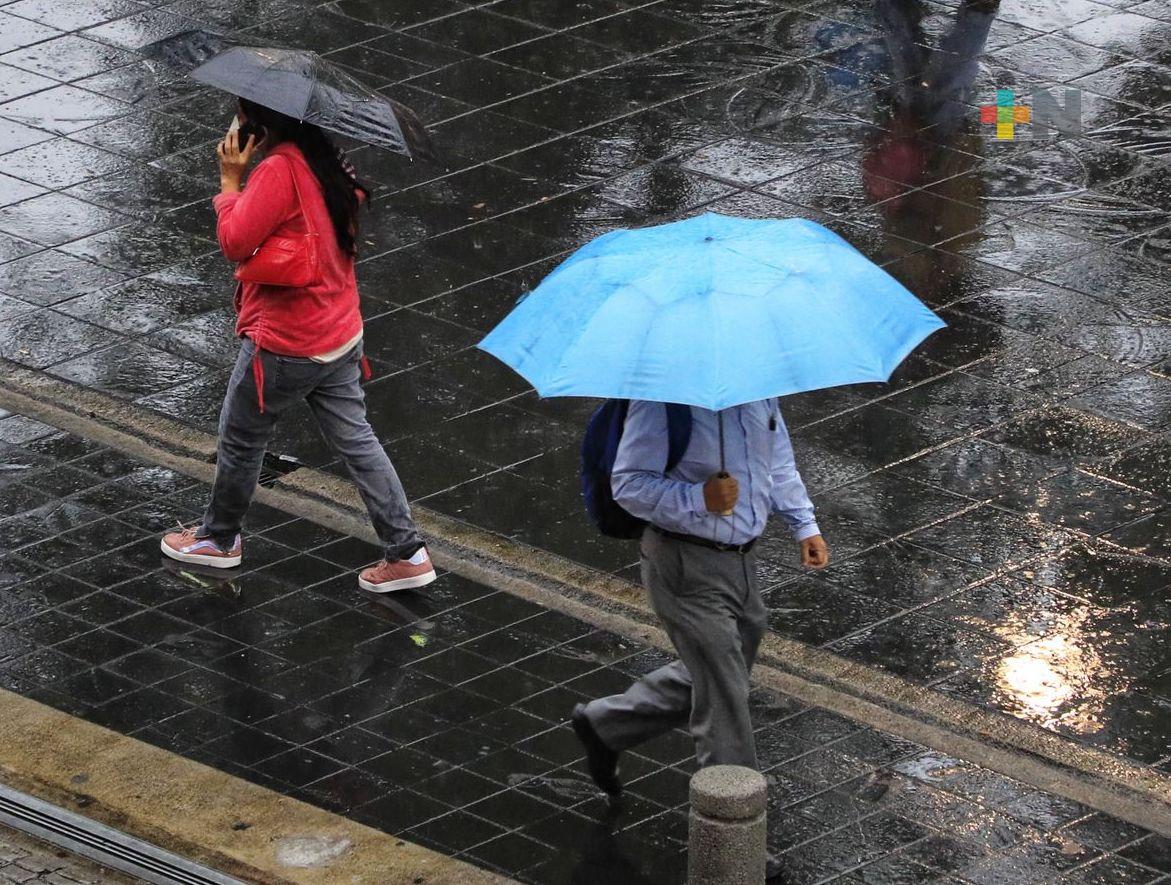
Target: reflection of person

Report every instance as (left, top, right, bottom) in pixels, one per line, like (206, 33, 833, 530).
(572, 400, 828, 878)
(161, 98, 435, 594)
(864, 0, 999, 297)
(876, 0, 1000, 144)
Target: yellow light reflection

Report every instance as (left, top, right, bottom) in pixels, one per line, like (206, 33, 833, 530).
(994, 612, 1116, 734)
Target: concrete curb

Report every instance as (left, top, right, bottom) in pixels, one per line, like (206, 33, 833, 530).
(3, 360, 1171, 840)
(0, 689, 511, 885)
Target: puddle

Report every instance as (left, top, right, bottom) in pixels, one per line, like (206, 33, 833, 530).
(275, 835, 352, 868)
(510, 773, 599, 802)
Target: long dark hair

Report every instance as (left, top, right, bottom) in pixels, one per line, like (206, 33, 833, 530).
(238, 98, 367, 256)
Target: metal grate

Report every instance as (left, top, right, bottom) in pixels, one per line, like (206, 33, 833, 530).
(0, 785, 244, 885)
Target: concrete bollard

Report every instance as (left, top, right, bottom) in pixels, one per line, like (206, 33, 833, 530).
(688, 765, 768, 885)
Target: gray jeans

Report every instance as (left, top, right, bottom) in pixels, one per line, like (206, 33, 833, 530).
(200, 338, 422, 561)
(584, 529, 767, 768)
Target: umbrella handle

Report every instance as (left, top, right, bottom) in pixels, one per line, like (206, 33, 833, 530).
(716, 412, 733, 516)
(715, 471, 734, 517)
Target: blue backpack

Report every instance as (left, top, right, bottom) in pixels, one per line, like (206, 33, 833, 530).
(581, 400, 692, 539)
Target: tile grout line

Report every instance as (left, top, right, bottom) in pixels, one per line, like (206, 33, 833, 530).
(3, 359, 1171, 842)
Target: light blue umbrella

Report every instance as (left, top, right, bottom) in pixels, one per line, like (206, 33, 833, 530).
(478, 212, 944, 411)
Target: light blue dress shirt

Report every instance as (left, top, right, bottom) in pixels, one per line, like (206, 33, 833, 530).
(611, 399, 820, 546)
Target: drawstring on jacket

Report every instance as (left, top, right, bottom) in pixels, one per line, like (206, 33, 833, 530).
(252, 350, 266, 414)
(251, 347, 368, 413)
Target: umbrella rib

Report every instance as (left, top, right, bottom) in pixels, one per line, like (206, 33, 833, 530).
(550, 266, 665, 397)
(705, 217, 721, 410)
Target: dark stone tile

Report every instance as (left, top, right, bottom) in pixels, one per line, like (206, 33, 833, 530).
(65, 166, 214, 218)
(889, 368, 1041, 429)
(764, 577, 901, 647)
(306, 726, 398, 766)
(571, 8, 705, 54)
(830, 612, 1012, 685)
(1071, 371, 1171, 433)
(200, 726, 292, 768)
(356, 788, 452, 833)
(406, 9, 549, 56)
(104, 647, 191, 686)
(49, 342, 208, 399)
(0, 192, 129, 247)
(988, 406, 1149, 470)
(822, 539, 991, 608)
(253, 747, 346, 788)
(58, 222, 216, 274)
(1119, 835, 1171, 873)
(238, 6, 389, 52)
(1099, 437, 1171, 499)
(407, 809, 506, 853)
(331, 0, 462, 29)
(323, 43, 429, 90)
(997, 468, 1162, 534)
(599, 164, 739, 214)
(490, 31, 626, 80)
(0, 136, 129, 189)
(413, 58, 551, 108)
(54, 628, 139, 665)
(0, 248, 126, 305)
(1105, 507, 1171, 560)
(87, 685, 190, 731)
(906, 506, 1076, 573)
(1, 34, 137, 82)
(0, 83, 132, 134)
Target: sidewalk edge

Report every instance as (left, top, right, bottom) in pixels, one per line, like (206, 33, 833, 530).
(0, 689, 512, 885)
(3, 361, 1170, 839)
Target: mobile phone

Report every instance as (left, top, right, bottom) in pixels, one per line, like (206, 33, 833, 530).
(228, 114, 265, 149)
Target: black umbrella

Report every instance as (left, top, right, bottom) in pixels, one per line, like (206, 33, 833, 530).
(189, 46, 435, 161)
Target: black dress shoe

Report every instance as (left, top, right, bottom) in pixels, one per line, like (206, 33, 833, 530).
(571, 704, 622, 797)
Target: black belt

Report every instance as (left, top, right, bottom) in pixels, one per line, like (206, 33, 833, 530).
(652, 526, 757, 554)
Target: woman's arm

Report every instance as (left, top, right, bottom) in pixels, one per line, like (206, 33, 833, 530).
(213, 156, 296, 262)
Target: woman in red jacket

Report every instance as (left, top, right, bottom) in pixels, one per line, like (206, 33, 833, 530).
(162, 99, 435, 594)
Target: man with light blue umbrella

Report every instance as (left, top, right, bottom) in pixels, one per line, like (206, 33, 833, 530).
(478, 212, 944, 880)
(571, 398, 829, 785)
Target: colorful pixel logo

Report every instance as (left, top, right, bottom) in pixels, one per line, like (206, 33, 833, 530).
(979, 88, 1082, 140)
(981, 89, 1030, 139)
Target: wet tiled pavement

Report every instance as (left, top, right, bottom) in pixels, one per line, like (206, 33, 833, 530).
(2, 414, 1170, 884)
(0, 0, 1170, 814)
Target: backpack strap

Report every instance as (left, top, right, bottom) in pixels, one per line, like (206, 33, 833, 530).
(663, 403, 692, 474)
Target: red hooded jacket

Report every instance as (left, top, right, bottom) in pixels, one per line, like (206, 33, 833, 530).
(213, 142, 363, 361)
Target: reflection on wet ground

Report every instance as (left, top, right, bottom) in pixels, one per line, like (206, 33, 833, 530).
(0, 0, 1170, 858)
(0, 420, 1169, 884)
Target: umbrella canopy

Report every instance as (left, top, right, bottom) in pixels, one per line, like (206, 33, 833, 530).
(189, 46, 434, 160)
(478, 213, 945, 411)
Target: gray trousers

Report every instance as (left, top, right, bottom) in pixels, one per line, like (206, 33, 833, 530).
(200, 338, 422, 561)
(584, 529, 767, 768)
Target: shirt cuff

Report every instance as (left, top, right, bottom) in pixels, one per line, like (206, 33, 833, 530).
(792, 522, 821, 542)
(686, 482, 708, 515)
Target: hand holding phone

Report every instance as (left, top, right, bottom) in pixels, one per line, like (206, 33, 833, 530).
(218, 115, 264, 191)
(226, 115, 265, 152)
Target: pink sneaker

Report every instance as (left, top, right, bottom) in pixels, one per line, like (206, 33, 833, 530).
(160, 525, 242, 569)
(358, 548, 436, 593)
